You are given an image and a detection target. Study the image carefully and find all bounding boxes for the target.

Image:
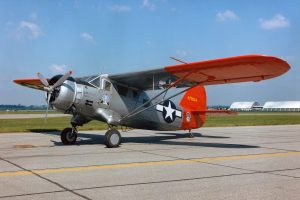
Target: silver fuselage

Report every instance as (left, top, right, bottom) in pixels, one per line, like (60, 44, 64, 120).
(50, 74, 184, 131)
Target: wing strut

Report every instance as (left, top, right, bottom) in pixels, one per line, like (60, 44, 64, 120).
(119, 84, 198, 124)
(169, 57, 188, 64)
(118, 72, 195, 124)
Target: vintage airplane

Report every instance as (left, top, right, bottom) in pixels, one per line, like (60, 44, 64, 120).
(14, 55, 290, 148)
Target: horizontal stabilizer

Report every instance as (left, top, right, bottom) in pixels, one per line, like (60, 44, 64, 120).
(191, 110, 237, 116)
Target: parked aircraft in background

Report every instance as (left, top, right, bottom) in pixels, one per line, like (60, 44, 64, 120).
(14, 55, 290, 148)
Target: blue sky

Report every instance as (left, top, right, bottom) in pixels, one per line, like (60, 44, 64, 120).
(0, 0, 299, 106)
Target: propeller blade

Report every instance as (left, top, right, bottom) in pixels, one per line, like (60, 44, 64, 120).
(44, 93, 51, 122)
(37, 72, 49, 87)
(51, 70, 72, 89)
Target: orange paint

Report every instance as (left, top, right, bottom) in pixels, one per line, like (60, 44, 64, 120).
(13, 78, 45, 90)
(179, 86, 206, 130)
(164, 55, 290, 86)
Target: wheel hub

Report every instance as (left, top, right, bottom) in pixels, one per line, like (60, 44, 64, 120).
(67, 131, 75, 142)
(110, 133, 120, 145)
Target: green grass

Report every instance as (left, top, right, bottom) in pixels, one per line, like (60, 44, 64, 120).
(236, 112, 300, 116)
(0, 110, 61, 114)
(0, 112, 299, 133)
(204, 114, 300, 127)
(0, 117, 108, 133)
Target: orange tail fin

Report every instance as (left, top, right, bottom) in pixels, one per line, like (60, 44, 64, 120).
(179, 85, 207, 130)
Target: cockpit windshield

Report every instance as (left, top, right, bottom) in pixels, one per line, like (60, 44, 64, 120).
(88, 76, 101, 88)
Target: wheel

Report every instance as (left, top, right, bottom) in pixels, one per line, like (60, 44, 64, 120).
(61, 128, 77, 145)
(105, 129, 121, 148)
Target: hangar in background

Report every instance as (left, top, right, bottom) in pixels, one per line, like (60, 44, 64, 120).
(263, 101, 300, 111)
(229, 101, 300, 111)
(229, 102, 261, 111)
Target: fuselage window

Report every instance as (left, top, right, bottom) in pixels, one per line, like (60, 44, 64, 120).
(104, 80, 112, 91)
(117, 85, 128, 96)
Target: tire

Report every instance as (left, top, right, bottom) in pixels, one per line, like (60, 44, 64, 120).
(61, 128, 77, 145)
(105, 129, 121, 148)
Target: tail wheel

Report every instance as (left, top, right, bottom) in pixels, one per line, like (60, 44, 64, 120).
(61, 128, 77, 145)
(105, 129, 121, 148)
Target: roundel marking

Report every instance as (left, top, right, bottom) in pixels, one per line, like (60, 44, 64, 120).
(162, 100, 177, 123)
(155, 100, 182, 124)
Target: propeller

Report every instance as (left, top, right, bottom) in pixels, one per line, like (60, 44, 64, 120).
(37, 70, 72, 120)
(37, 70, 72, 92)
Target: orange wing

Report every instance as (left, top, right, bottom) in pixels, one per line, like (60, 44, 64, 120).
(165, 54, 290, 85)
(109, 55, 290, 90)
(14, 55, 290, 91)
(13, 78, 45, 90)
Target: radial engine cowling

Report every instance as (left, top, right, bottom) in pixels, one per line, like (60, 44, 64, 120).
(50, 79, 76, 112)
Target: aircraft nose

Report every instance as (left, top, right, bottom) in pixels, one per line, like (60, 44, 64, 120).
(50, 80, 76, 112)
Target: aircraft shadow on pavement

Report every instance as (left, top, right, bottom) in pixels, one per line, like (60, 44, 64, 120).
(30, 130, 259, 149)
(156, 132, 231, 139)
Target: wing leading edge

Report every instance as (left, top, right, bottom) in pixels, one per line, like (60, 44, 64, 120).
(109, 55, 290, 90)
(14, 55, 290, 91)
(13, 78, 45, 90)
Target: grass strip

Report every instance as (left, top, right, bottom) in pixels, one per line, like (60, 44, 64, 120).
(204, 114, 300, 127)
(0, 113, 299, 133)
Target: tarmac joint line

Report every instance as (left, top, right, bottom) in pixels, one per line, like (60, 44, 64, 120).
(1, 151, 300, 177)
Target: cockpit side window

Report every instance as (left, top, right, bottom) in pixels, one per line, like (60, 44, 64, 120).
(103, 80, 112, 91)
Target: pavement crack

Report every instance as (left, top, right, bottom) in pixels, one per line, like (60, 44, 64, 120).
(260, 146, 299, 152)
(0, 190, 65, 199)
(72, 171, 259, 191)
(197, 161, 300, 179)
(0, 156, 91, 200)
(133, 150, 300, 180)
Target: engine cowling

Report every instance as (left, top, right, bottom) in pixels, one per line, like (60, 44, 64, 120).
(49, 79, 76, 112)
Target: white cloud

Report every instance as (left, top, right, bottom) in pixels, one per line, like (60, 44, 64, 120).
(109, 5, 131, 12)
(81, 32, 95, 44)
(142, 0, 155, 11)
(49, 64, 67, 74)
(17, 21, 42, 39)
(216, 10, 239, 22)
(259, 14, 290, 30)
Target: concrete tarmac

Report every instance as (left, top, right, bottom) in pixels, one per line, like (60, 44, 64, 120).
(0, 125, 300, 200)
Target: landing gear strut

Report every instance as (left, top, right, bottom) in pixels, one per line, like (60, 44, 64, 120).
(188, 129, 194, 138)
(61, 127, 77, 145)
(104, 129, 121, 148)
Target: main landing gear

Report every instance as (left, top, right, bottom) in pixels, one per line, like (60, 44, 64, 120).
(61, 127, 78, 145)
(104, 129, 122, 148)
(60, 127, 121, 148)
(188, 129, 194, 138)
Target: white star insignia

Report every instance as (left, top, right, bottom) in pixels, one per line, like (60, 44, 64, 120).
(164, 101, 175, 120)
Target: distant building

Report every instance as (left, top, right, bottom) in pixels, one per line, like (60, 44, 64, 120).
(263, 101, 300, 111)
(229, 102, 260, 111)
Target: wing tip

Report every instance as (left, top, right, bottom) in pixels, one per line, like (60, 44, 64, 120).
(13, 79, 25, 84)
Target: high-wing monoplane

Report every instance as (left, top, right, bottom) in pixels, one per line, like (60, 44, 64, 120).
(14, 55, 290, 148)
